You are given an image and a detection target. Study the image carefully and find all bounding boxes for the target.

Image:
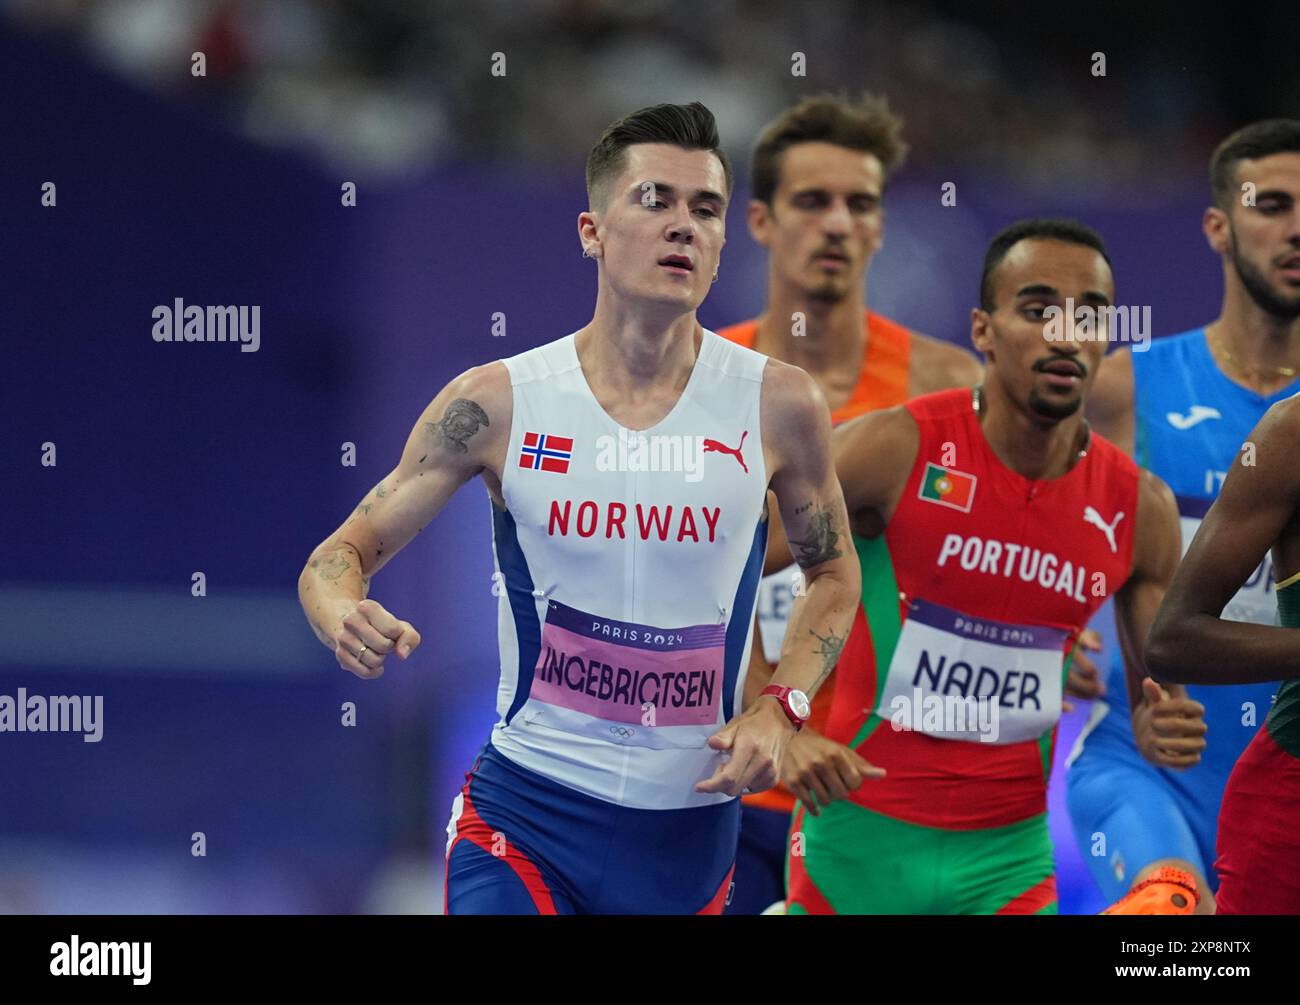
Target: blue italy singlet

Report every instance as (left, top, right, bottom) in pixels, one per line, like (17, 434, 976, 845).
(1073, 328, 1295, 812)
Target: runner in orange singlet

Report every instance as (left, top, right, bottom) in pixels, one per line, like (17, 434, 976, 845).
(715, 93, 983, 913)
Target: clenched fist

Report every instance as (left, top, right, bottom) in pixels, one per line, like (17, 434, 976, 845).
(1132, 677, 1207, 769)
(332, 598, 422, 679)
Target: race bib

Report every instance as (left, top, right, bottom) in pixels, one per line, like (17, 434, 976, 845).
(877, 597, 1068, 745)
(525, 600, 724, 748)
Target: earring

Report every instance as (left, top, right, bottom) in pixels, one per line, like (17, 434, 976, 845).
(712, 272, 719, 283)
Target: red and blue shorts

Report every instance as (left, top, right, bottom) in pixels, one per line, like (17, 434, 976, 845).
(444, 741, 739, 914)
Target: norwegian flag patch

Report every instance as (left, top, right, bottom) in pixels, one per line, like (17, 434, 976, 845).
(519, 431, 574, 473)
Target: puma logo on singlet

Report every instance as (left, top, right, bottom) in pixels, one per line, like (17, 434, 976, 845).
(1083, 506, 1125, 554)
(702, 430, 748, 473)
(1166, 405, 1222, 430)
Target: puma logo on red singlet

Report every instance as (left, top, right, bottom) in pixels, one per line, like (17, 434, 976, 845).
(1083, 505, 1125, 554)
(703, 430, 748, 473)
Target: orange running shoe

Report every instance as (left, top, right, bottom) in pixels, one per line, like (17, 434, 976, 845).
(1101, 867, 1199, 915)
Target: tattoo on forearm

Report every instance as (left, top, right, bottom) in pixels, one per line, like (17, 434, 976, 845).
(809, 625, 847, 689)
(425, 398, 490, 455)
(314, 551, 351, 582)
(788, 502, 843, 568)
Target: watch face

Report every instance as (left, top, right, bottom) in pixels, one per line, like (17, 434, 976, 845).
(789, 690, 811, 720)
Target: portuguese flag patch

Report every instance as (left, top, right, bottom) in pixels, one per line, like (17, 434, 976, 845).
(918, 462, 977, 513)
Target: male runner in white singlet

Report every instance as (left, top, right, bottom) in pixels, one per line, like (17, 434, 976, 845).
(298, 102, 861, 914)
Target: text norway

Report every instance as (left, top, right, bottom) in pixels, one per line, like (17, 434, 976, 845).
(549, 499, 721, 543)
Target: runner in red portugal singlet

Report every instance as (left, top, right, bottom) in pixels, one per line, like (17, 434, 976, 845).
(781, 219, 1188, 914)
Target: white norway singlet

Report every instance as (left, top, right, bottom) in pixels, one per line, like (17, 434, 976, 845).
(487, 327, 771, 810)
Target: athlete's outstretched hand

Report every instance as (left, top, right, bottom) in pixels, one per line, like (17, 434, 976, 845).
(781, 728, 885, 816)
(696, 699, 794, 797)
(1063, 628, 1106, 712)
(331, 598, 422, 680)
(1132, 677, 1207, 769)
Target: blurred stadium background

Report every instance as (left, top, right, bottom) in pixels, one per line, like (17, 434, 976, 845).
(2, 0, 1294, 914)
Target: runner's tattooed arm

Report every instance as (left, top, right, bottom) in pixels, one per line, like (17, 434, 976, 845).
(698, 362, 863, 798)
(762, 360, 862, 698)
(743, 403, 918, 702)
(757, 398, 918, 575)
(299, 363, 511, 650)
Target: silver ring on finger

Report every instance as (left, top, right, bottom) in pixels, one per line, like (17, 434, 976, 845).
(357, 644, 369, 659)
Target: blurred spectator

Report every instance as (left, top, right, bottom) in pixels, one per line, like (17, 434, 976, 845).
(3, 0, 1247, 186)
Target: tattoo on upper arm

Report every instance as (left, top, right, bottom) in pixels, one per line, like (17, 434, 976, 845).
(425, 398, 490, 455)
(345, 500, 373, 526)
(343, 492, 380, 528)
(787, 502, 844, 568)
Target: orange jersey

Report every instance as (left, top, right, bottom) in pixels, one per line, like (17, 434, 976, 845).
(716, 309, 912, 813)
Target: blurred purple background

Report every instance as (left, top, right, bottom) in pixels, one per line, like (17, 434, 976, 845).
(3, 1, 1289, 913)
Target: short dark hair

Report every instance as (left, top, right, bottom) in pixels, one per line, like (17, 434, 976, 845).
(1210, 119, 1300, 210)
(585, 102, 732, 212)
(750, 91, 908, 205)
(980, 219, 1112, 312)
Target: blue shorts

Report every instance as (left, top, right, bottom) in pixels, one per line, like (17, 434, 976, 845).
(444, 741, 740, 914)
(1066, 705, 1218, 902)
(723, 803, 791, 915)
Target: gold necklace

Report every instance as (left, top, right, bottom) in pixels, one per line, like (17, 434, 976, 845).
(1207, 327, 1297, 380)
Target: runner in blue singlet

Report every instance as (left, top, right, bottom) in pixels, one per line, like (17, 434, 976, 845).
(1067, 118, 1300, 913)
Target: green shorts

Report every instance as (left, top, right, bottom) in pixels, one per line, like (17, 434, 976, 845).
(786, 799, 1057, 915)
